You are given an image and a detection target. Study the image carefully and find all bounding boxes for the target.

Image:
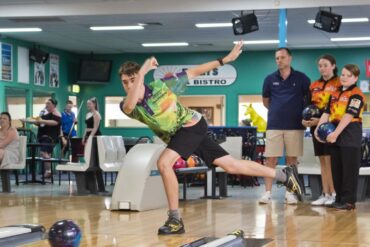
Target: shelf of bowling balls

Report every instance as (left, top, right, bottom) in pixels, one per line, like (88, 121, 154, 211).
(173, 155, 209, 201)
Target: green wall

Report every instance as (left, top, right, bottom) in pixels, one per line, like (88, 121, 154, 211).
(78, 47, 370, 138)
(2, 35, 369, 139)
(0, 36, 78, 122)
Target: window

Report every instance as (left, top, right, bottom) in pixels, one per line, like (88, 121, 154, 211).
(178, 95, 225, 126)
(104, 97, 146, 128)
(238, 95, 267, 126)
(68, 96, 79, 116)
(5, 87, 27, 127)
(32, 92, 52, 117)
(104, 95, 226, 127)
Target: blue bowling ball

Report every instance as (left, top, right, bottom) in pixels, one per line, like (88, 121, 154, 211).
(317, 122, 336, 142)
(302, 105, 321, 121)
(48, 220, 82, 247)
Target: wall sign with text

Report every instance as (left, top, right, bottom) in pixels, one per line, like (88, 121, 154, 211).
(153, 64, 237, 86)
(0, 43, 13, 81)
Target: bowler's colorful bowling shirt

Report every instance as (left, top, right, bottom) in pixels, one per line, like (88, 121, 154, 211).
(120, 71, 202, 143)
(325, 84, 365, 147)
(326, 85, 365, 124)
(310, 76, 341, 111)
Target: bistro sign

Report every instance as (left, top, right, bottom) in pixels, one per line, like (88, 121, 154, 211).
(153, 64, 237, 86)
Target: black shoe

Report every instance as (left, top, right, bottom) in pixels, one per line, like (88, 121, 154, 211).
(333, 202, 356, 211)
(291, 164, 298, 176)
(158, 217, 185, 235)
(282, 166, 304, 202)
(326, 201, 340, 208)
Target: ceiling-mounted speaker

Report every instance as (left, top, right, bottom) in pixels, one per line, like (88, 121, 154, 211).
(313, 10, 342, 33)
(232, 12, 259, 35)
(29, 47, 49, 64)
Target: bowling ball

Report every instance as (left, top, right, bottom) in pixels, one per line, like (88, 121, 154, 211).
(187, 155, 206, 167)
(317, 122, 336, 142)
(186, 156, 196, 168)
(302, 105, 321, 121)
(48, 220, 82, 247)
(194, 155, 206, 167)
(173, 157, 187, 170)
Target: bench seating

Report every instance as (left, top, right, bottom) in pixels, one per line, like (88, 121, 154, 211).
(56, 136, 104, 194)
(97, 136, 126, 172)
(97, 136, 126, 185)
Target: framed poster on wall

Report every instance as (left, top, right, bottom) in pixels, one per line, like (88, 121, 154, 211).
(34, 62, 45, 86)
(1, 43, 13, 81)
(49, 54, 59, 88)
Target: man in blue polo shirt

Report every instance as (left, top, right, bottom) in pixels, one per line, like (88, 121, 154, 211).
(260, 47, 310, 204)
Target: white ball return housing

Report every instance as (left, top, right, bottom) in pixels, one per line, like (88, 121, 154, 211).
(110, 144, 168, 211)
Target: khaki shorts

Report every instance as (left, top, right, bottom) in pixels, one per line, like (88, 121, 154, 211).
(265, 130, 304, 157)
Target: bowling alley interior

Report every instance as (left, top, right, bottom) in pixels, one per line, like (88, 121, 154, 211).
(1, 0, 370, 246)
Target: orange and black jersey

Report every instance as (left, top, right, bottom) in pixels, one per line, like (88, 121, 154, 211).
(325, 84, 365, 124)
(310, 76, 341, 111)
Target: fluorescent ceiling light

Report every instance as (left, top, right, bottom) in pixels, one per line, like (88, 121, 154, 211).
(195, 23, 232, 28)
(308, 17, 369, 24)
(0, 27, 42, 32)
(331, 37, 370, 42)
(142, 42, 189, 47)
(90, 26, 144, 31)
(234, 40, 280, 45)
(342, 17, 369, 23)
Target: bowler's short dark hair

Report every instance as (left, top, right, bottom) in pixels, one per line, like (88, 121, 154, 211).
(118, 61, 141, 77)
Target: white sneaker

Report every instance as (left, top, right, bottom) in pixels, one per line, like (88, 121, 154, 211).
(259, 191, 272, 204)
(324, 195, 336, 205)
(311, 194, 328, 206)
(285, 191, 298, 205)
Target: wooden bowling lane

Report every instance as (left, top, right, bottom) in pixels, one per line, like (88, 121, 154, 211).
(0, 194, 369, 246)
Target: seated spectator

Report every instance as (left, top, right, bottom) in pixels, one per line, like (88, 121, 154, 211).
(0, 112, 20, 168)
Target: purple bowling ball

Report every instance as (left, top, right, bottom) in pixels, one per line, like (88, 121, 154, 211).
(302, 105, 321, 121)
(48, 220, 82, 247)
(317, 122, 336, 142)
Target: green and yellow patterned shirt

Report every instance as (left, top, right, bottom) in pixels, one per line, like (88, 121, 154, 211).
(120, 71, 202, 143)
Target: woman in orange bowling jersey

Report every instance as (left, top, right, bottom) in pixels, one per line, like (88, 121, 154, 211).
(315, 64, 365, 210)
(302, 54, 341, 206)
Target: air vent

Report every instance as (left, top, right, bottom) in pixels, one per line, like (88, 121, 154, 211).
(8, 17, 65, 23)
(139, 22, 163, 26)
(193, 43, 214, 47)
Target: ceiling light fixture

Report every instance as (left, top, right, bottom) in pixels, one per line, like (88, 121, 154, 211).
(308, 17, 369, 24)
(0, 27, 42, 32)
(331, 37, 370, 42)
(195, 23, 232, 28)
(142, 42, 189, 47)
(90, 26, 144, 31)
(233, 40, 279, 44)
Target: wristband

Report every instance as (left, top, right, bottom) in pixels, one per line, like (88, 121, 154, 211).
(217, 58, 224, 66)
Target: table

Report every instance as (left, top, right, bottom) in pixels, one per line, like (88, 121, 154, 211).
(24, 143, 55, 184)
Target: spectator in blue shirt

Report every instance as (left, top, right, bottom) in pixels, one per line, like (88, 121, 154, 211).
(260, 47, 310, 205)
(60, 100, 77, 156)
